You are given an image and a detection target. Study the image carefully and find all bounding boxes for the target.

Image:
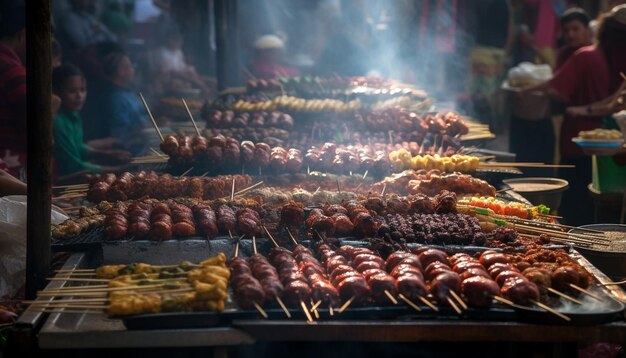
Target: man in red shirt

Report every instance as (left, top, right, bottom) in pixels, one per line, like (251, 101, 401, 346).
(520, 45, 610, 225)
(555, 8, 592, 70)
(0, 5, 26, 178)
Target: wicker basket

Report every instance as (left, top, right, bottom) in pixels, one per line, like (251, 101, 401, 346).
(502, 81, 551, 120)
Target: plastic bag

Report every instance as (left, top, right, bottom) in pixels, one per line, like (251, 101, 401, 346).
(0, 196, 68, 297)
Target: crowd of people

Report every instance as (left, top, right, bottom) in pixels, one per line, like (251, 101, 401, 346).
(0, 0, 624, 226)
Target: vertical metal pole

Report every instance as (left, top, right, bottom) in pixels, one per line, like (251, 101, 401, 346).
(25, 0, 52, 299)
(214, 0, 240, 90)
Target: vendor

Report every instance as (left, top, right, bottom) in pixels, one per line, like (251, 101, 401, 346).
(555, 8, 593, 70)
(152, 30, 211, 95)
(52, 64, 131, 178)
(98, 51, 149, 155)
(0, 5, 26, 178)
(520, 5, 626, 225)
(247, 34, 298, 79)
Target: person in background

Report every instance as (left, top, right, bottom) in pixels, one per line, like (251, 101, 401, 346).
(0, 166, 26, 197)
(57, 0, 117, 56)
(248, 35, 298, 79)
(152, 30, 211, 95)
(52, 64, 131, 178)
(100, 1, 133, 44)
(555, 8, 593, 70)
(519, 5, 626, 225)
(99, 52, 149, 155)
(523, 0, 563, 67)
(52, 37, 63, 68)
(0, 4, 26, 178)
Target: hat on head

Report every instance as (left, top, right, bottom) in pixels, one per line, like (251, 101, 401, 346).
(607, 4, 626, 25)
(254, 35, 284, 50)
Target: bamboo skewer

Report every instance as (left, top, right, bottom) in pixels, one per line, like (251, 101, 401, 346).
(493, 296, 516, 307)
(233, 181, 264, 196)
(182, 98, 201, 136)
(309, 300, 322, 312)
(286, 229, 298, 246)
(300, 300, 314, 322)
(138, 92, 164, 143)
(384, 290, 398, 305)
(338, 296, 355, 313)
(253, 302, 268, 318)
(230, 178, 236, 201)
(449, 290, 468, 310)
(446, 296, 462, 315)
(530, 300, 571, 321)
(263, 226, 279, 248)
(276, 296, 291, 318)
(179, 167, 194, 177)
(547, 288, 583, 305)
(418, 296, 439, 311)
(398, 294, 421, 312)
(570, 284, 603, 301)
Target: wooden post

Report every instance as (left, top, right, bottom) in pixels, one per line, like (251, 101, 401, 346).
(214, 0, 240, 90)
(25, 0, 52, 299)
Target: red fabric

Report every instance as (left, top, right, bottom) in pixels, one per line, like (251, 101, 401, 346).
(555, 46, 578, 70)
(550, 46, 610, 157)
(605, 44, 626, 93)
(0, 43, 27, 174)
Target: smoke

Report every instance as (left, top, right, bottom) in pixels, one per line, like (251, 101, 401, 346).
(550, 287, 623, 314)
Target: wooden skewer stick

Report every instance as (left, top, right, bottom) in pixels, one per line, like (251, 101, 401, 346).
(230, 178, 236, 201)
(234, 239, 239, 258)
(252, 236, 257, 255)
(263, 226, 279, 248)
(234, 181, 264, 196)
(449, 290, 468, 310)
(286, 228, 298, 246)
(32, 308, 104, 314)
(55, 272, 97, 277)
(362, 170, 368, 180)
(200, 171, 209, 177)
(276, 296, 291, 318)
(384, 290, 398, 305)
(329, 305, 334, 316)
(493, 296, 516, 307)
(570, 284, 603, 301)
(300, 300, 314, 322)
(446, 296, 462, 315)
(29, 304, 109, 310)
(338, 296, 355, 314)
(530, 300, 571, 321)
(179, 167, 194, 177)
(597, 279, 626, 286)
(138, 92, 164, 143)
(547, 287, 583, 305)
(312, 305, 320, 320)
(398, 294, 421, 312)
(310, 300, 322, 312)
(182, 98, 201, 136)
(55, 269, 96, 273)
(381, 183, 387, 196)
(313, 186, 321, 195)
(253, 302, 268, 319)
(418, 296, 439, 312)
(47, 278, 109, 283)
(336, 179, 341, 194)
(25, 298, 108, 305)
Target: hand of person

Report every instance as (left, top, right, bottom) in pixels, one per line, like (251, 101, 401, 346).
(107, 150, 132, 164)
(51, 94, 61, 119)
(87, 137, 120, 150)
(566, 106, 587, 117)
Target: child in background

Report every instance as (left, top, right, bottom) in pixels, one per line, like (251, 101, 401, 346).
(52, 64, 130, 178)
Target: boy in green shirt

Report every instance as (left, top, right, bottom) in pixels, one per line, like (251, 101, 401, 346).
(52, 64, 130, 178)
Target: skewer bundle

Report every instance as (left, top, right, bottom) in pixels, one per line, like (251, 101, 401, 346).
(28, 254, 230, 316)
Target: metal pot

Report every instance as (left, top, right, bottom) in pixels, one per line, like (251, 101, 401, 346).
(569, 224, 626, 280)
(502, 178, 569, 211)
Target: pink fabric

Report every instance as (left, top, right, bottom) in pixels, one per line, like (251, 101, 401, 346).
(525, 0, 558, 49)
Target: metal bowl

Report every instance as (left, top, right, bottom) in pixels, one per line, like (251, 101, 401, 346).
(569, 224, 626, 279)
(502, 177, 569, 211)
